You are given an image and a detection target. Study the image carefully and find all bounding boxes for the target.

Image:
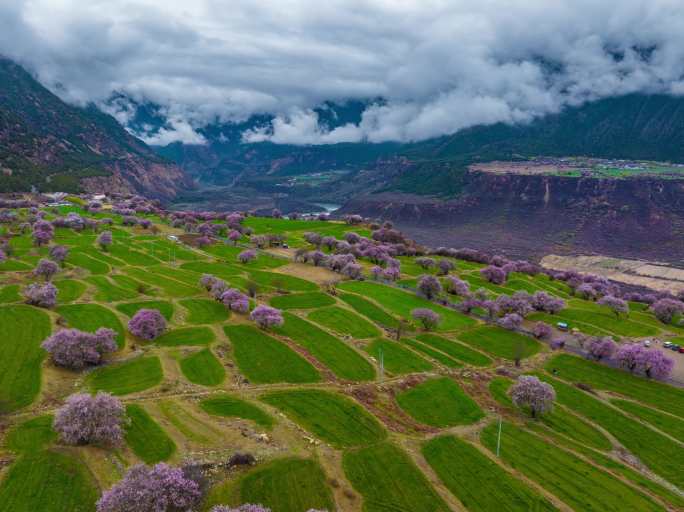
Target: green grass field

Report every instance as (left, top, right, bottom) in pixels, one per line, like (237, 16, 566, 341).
(457, 326, 540, 360)
(179, 298, 229, 323)
(274, 313, 375, 381)
(56, 303, 125, 348)
(339, 281, 476, 331)
(545, 354, 684, 417)
(88, 356, 163, 395)
(155, 326, 215, 347)
(481, 422, 664, 512)
(5, 415, 56, 453)
(206, 457, 335, 512)
(261, 389, 386, 448)
(124, 404, 176, 463)
(396, 377, 484, 427)
(364, 338, 433, 375)
(0, 450, 99, 512)
(179, 348, 225, 386)
(54, 279, 86, 302)
(423, 435, 556, 512)
(85, 276, 139, 301)
(0, 306, 52, 412)
(539, 372, 683, 488)
(200, 394, 275, 429)
(247, 269, 318, 292)
(338, 292, 401, 329)
(225, 325, 321, 384)
(343, 442, 451, 512)
(269, 292, 335, 310)
(610, 399, 684, 441)
(115, 300, 174, 320)
(399, 337, 463, 368)
(0, 284, 21, 303)
(307, 306, 381, 338)
(415, 333, 492, 366)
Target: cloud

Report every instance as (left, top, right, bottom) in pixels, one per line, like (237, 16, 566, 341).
(2, 0, 684, 144)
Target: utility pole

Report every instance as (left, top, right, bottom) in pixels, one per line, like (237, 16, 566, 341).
(496, 416, 503, 457)
(378, 347, 384, 382)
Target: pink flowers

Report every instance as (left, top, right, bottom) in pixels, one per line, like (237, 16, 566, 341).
(221, 288, 250, 313)
(33, 258, 59, 280)
(23, 282, 57, 308)
(412, 308, 441, 330)
(597, 295, 629, 319)
(587, 337, 616, 360)
(97, 230, 113, 249)
(128, 309, 167, 340)
(650, 298, 684, 324)
(417, 274, 442, 300)
(54, 392, 126, 446)
(615, 343, 674, 380)
(42, 327, 117, 369)
(238, 249, 257, 264)
(250, 305, 284, 329)
(510, 375, 556, 417)
(97, 463, 201, 512)
(480, 265, 507, 285)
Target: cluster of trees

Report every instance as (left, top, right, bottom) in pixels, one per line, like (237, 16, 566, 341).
(199, 274, 250, 313)
(585, 337, 674, 380)
(42, 328, 117, 369)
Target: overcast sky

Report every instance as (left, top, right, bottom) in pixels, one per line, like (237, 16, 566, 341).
(2, 0, 684, 145)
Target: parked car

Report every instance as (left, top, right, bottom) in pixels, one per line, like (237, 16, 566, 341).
(643, 340, 651, 347)
(557, 321, 569, 331)
(679, 346, 684, 354)
(670, 344, 681, 352)
(664, 341, 672, 348)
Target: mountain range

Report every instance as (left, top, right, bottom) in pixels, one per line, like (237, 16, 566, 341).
(3, 57, 684, 205)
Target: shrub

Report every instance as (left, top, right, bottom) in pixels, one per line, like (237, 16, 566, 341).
(49, 244, 69, 263)
(128, 309, 167, 340)
(530, 291, 565, 314)
(445, 276, 469, 296)
(417, 274, 442, 300)
(250, 305, 284, 329)
(24, 282, 57, 308)
(499, 313, 523, 330)
(54, 392, 126, 446)
(97, 230, 113, 249)
(199, 274, 218, 291)
(382, 266, 400, 281)
(651, 298, 684, 324)
(221, 289, 250, 313)
(480, 265, 507, 285)
(238, 249, 257, 264)
(42, 328, 117, 369)
(510, 375, 555, 418)
(587, 337, 616, 360)
(437, 259, 454, 275)
(228, 230, 241, 244)
(97, 463, 201, 512)
(597, 295, 629, 319)
(412, 308, 441, 330)
(415, 257, 435, 270)
(532, 322, 552, 340)
(33, 258, 59, 280)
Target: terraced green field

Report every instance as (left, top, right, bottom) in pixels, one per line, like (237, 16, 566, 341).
(124, 404, 176, 463)
(207, 457, 335, 512)
(225, 325, 321, 383)
(269, 291, 335, 310)
(457, 326, 541, 360)
(200, 394, 275, 429)
(155, 326, 215, 347)
(56, 303, 125, 348)
(339, 280, 477, 331)
(88, 356, 163, 395)
(481, 422, 664, 512)
(423, 435, 556, 511)
(396, 377, 484, 427)
(2, 206, 683, 511)
(364, 338, 433, 375)
(274, 313, 375, 381)
(0, 306, 52, 412)
(343, 442, 450, 512)
(308, 306, 381, 338)
(261, 389, 386, 448)
(179, 348, 225, 386)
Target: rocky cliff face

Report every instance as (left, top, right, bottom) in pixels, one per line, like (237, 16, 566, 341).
(341, 171, 684, 262)
(0, 58, 192, 199)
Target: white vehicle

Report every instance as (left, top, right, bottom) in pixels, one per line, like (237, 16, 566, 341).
(167, 235, 179, 242)
(643, 340, 651, 347)
(664, 341, 672, 348)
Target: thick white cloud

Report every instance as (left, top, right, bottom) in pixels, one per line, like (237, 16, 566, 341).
(2, 0, 684, 144)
